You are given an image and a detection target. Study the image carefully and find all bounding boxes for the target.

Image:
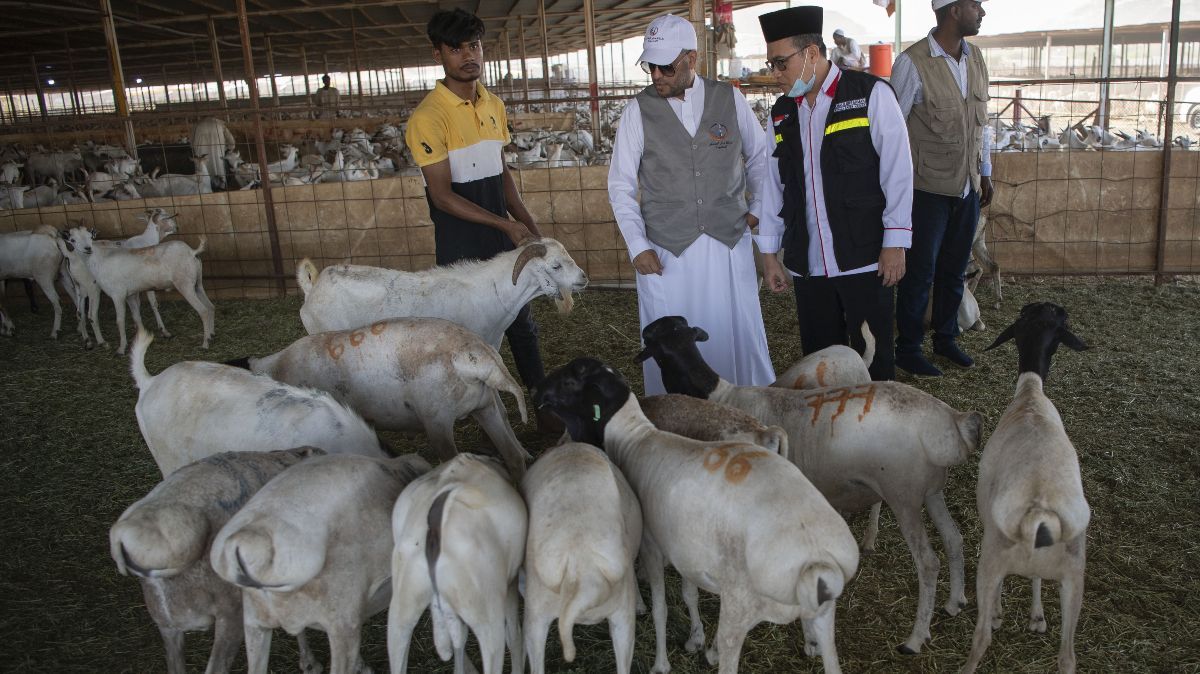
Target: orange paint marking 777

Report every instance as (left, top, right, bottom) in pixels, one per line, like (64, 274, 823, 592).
(803, 384, 877, 426)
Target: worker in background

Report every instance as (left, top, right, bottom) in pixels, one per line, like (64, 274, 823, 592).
(314, 74, 339, 119)
(830, 29, 865, 71)
(891, 0, 993, 376)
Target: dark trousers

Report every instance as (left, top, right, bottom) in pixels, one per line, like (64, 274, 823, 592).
(793, 271, 896, 381)
(436, 234, 546, 389)
(896, 188, 980, 355)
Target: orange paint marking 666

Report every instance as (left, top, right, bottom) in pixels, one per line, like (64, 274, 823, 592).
(326, 321, 389, 360)
(702, 444, 771, 484)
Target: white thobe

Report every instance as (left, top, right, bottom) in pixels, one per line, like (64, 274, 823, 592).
(609, 77, 776, 395)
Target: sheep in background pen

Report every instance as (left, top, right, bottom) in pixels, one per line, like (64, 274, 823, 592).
(968, 212, 1002, 309)
(109, 448, 326, 674)
(0, 225, 63, 339)
(962, 302, 1091, 674)
(59, 225, 213, 355)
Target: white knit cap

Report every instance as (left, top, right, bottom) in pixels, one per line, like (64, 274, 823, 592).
(932, 0, 986, 10)
(636, 14, 697, 65)
(833, 28, 845, 37)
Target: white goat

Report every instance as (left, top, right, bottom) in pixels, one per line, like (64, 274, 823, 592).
(110, 448, 324, 674)
(60, 225, 214, 354)
(638, 316, 982, 655)
(57, 211, 179, 348)
(211, 453, 431, 674)
(962, 302, 1091, 674)
(0, 225, 63, 338)
(535, 358, 859, 674)
(388, 454, 526, 674)
(230, 317, 531, 480)
(522, 443, 641, 674)
(924, 283, 986, 333)
(297, 238, 588, 349)
(131, 156, 213, 197)
(0, 159, 21, 184)
(129, 329, 388, 476)
(0, 184, 27, 209)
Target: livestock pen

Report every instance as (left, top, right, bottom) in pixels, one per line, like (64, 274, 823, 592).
(0, 276, 1198, 672)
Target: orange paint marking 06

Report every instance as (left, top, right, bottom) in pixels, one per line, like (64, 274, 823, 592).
(701, 444, 769, 484)
(326, 339, 345, 361)
(369, 321, 387, 335)
(804, 384, 878, 426)
(816, 361, 828, 387)
(348, 329, 366, 347)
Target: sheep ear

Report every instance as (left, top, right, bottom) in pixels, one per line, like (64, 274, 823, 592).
(1058, 328, 1088, 351)
(634, 345, 654, 363)
(984, 322, 1017, 351)
(89, 227, 98, 238)
(692, 327, 709, 342)
(59, 229, 70, 240)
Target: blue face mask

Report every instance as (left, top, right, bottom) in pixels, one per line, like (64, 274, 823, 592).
(786, 52, 816, 97)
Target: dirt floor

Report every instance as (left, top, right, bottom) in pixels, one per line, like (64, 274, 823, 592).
(1, 276, 1197, 673)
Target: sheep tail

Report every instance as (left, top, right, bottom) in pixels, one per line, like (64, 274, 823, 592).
(1020, 507, 1062, 550)
(192, 237, 207, 257)
(129, 329, 154, 390)
(557, 559, 584, 662)
(859, 321, 876, 369)
(296, 258, 319, 296)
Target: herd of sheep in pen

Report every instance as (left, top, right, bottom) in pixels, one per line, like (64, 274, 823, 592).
(1, 192, 1091, 673)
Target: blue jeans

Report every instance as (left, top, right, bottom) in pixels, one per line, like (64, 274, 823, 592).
(896, 188, 979, 355)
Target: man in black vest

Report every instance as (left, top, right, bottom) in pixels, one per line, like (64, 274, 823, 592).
(755, 6, 914, 380)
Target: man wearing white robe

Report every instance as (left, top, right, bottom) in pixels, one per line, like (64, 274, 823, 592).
(609, 14, 775, 395)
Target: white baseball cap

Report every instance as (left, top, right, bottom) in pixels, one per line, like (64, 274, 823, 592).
(932, 0, 986, 10)
(636, 14, 697, 66)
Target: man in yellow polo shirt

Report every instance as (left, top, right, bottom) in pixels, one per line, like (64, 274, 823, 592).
(406, 8, 558, 431)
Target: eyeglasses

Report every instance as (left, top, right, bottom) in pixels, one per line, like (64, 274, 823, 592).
(640, 53, 688, 77)
(765, 50, 804, 73)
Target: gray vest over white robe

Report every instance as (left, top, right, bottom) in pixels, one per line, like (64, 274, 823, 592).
(636, 77, 747, 257)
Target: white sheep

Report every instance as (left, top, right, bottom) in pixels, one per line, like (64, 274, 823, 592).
(59, 225, 214, 354)
(296, 238, 588, 348)
(229, 316, 531, 480)
(771, 321, 874, 391)
(962, 302, 1090, 674)
(638, 316, 983, 655)
(0, 225, 63, 338)
(536, 358, 859, 674)
(130, 156, 213, 197)
(211, 452, 431, 674)
(109, 447, 325, 674)
(388, 454, 526, 674)
(521, 443, 642, 674)
(57, 211, 179, 349)
(129, 329, 388, 477)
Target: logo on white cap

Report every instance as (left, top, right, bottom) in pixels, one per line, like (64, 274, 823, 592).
(637, 14, 697, 66)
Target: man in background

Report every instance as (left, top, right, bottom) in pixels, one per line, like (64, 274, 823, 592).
(891, 0, 993, 376)
(314, 74, 339, 119)
(830, 29, 865, 71)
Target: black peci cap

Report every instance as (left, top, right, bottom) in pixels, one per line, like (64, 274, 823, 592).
(758, 6, 823, 43)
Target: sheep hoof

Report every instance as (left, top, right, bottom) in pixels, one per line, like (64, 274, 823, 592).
(860, 546, 875, 556)
(1028, 615, 1047, 633)
(944, 600, 966, 616)
(705, 647, 718, 666)
(684, 631, 704, 654)
(896, 643, 920, 655)
(159, 331, 174, 339)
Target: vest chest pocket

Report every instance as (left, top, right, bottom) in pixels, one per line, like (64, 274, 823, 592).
(917, 144, 960, 180)
(918, 105, 960, 136)
(973, 91, 989, 126)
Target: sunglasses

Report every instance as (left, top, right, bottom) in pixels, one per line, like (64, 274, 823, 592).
(765, 49, 804, 73)
(640, 52, 689, 77)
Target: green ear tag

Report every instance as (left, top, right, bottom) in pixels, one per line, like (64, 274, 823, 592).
(592, 404, 602, 421)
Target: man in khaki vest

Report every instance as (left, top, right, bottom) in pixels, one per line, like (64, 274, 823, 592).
(892, 0, 993, 376)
